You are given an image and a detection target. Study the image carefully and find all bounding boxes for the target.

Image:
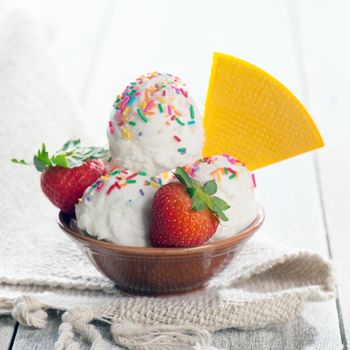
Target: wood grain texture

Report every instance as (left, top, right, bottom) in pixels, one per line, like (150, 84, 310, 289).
(0, 316, 16, 350)
(214, 301, 342, 350)
(292, 0, 350, 347)
(11, 310, 61, 350)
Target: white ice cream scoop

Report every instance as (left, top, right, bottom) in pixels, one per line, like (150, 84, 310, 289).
(184, 154, 259, 240)
(75, 168, 173, 246)
(107, 72, 204, 176)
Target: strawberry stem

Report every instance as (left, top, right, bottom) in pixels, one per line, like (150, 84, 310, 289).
(12, 139, 109, 172)
(174, 167, 230, 222)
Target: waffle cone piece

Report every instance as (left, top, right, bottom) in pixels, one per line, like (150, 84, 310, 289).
(203, 52, 324, 170)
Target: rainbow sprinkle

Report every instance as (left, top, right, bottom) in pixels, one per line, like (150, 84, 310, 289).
(252, 173, 256, 187)
(127, 173, 138, 180)
(176, 118, 185, 126)
(190, 105, 195, 119)
(121, 126, 132, 140)
(144, 100, 155, 112)
(137, 109, 148, 123)
(108, 121, 115, 134)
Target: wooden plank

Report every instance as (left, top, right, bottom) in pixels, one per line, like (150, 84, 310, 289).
(215, 301, 342, 350)
(11, 310, 61, 350)
(11, 312, 122, 350)
(292, 0, 350, 347)
(0, 316, 17, 350)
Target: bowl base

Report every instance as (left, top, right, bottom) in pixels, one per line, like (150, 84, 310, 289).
(114, 283, 205, 296)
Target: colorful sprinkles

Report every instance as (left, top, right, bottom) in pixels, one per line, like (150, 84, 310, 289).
(84, 169, 173, 201)
(137, 108, 148, 123)
(109, 72, 197, 153)
(190, 104, 195, 119)
(251, 173, 256, 188)
(175, 117, 185, 126)
(187, 155, 243, 183)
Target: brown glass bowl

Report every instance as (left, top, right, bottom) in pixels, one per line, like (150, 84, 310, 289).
(58, 208, 264, 295)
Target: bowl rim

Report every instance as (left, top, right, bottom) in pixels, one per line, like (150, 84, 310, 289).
(58, 207, 264, 256)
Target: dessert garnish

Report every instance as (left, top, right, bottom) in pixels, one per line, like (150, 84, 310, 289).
(12, 139, 108, 213)
(203, 52, 324, 170)
(150, 167, 230, 247)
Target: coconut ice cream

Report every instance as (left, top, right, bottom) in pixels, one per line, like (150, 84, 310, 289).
(185, 154, 259, 240)
(75, 168, 173, 246)
(107, 72, 204, 176)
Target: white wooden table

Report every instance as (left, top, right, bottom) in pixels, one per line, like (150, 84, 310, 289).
(1, 0, 349, 348)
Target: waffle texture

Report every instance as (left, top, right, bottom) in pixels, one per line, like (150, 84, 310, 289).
(203, 53, 324, 170)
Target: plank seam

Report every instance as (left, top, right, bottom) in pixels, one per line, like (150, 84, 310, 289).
(7, 322, 18, 350)
(288, 0, 348, 348)
(314, 155, 348, 350)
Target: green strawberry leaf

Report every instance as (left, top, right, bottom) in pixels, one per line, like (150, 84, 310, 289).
(61, 139, 81, 151)
(205, 197, 215, 212)
(51, 154, 69, 168)
(11, 159, 30, 165)
(174, 166, 231, 223)
(175, 167, 194, 188)
(37, 143, 51, 166)
(203, 180, 217, 195)
(32, 143, 52, 171)
(192, 193, 206, 211)
(33, 155, 49, 172)
(186, 187, 197, 198)
(212, 196, 231, 211)
(216, 209, 229, 222)
(12, 139, 109, 172)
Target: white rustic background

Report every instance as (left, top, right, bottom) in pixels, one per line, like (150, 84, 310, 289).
(0, 0, 349, 349)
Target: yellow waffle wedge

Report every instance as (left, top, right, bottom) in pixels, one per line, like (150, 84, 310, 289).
(203, 52, 324, 170)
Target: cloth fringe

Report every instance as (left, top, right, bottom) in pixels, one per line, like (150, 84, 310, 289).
(0, 295, 47, 328)
(111, 322, 219, 350)
(1, 295, 219, 349)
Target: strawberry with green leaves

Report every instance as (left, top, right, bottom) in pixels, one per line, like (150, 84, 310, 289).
(12, 139, 108, 214)
(150, 167, 230, 247)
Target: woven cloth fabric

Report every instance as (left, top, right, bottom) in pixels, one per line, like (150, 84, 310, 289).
(0, 11, 335, 350)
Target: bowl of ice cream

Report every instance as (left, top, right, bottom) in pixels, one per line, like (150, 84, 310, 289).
(57, 151, 263, 295)
(58, 207, 264, 295)
(52, 70, 265, 295)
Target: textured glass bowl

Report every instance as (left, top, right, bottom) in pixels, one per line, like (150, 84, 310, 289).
(58, 208, 264, 295)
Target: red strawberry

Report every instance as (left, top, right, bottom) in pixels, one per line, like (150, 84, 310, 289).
(41, 159, 105, 214)
(12, 139, 108, 214)
(151, 167, 230, 248)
